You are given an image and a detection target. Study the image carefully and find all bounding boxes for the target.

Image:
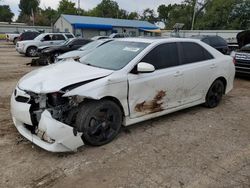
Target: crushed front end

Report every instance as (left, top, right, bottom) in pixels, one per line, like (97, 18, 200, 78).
(11, 86, 84, 152)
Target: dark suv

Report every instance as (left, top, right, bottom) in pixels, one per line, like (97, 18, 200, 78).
(18, 31, 41, 42)
(234, 30, 250, 76)
(192, 35, 229, 55)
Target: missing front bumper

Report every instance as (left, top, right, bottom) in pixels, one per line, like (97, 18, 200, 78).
(11, 92, 84, 152)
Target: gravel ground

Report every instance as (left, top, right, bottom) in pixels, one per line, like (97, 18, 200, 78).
(0, 43, 250, 188)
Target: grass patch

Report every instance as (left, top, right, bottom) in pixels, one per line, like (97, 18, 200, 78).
(0, 34, 6, 40)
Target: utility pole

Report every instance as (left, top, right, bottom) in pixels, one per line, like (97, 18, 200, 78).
(191, 0, 197, 30)
(78, 0, 80, 15)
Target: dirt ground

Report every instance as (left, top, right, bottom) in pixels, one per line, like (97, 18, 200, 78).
(0, 42, 250, 188)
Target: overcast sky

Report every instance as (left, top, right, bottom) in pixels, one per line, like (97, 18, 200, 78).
(1, 0, 183, 20)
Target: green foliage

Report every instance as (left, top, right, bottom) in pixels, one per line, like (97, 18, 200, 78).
(141, 8, 157, 24)
(57, 0, 77, 15)
(195, 0, 250, 30)
(19, 0, 40, 15)
(89, 0, 120, 18)
(0, 5, 14, 22)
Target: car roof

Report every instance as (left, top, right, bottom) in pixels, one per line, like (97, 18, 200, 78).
(116, 37, 202, 44)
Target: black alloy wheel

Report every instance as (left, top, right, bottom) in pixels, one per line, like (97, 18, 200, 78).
(76, 100, 122, 146)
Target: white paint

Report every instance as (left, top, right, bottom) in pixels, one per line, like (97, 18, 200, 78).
(11, 37, 235, 152)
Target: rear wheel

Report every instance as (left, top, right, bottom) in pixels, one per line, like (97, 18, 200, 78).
(205, 80, 225, 108)
(26, 46, 38, 57)
(76, 100, 122, 146)
(13, 38, 18, 45)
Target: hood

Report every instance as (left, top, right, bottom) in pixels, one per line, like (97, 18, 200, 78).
(237, 30, 250, 48)
(18, 60, 114, 93)
(57, 49, 91, 60)
(18, 40, 34, 45)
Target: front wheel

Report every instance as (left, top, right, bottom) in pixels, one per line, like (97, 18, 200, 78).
(26, 46, 38, 57)
(76, 100, 122, 146)
(205, 80, 225, 108)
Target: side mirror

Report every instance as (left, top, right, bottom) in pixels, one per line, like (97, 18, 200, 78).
(41, 38, 44, 42)
(137, 62, 155, 73)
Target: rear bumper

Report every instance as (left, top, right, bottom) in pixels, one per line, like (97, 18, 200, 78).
(11, 92, 84, 152)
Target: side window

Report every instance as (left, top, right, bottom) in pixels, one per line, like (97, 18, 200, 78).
(43, 34, 52, 41)
(72, 39, 88, 45)
(179, 42, 213, 65)
(52, 34, 65, 40)
(141, 43, 179, 70)
(65, 34, 74, 39)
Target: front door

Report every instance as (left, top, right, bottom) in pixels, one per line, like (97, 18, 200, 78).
(128, 42, 183, 119)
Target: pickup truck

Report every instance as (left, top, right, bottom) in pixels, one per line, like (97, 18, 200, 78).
(6, 33, 20, 44)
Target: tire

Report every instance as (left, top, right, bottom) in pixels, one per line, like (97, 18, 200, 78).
(26, 46, 38, 57)
(205, 79, 225, 108)
(13, 38, 18, 45)
(76, 100, 122, 146)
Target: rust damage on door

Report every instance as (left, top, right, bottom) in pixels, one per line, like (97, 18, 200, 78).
(135, 90, 166, 114)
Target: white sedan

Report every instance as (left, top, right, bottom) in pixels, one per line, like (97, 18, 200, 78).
(11, 38, 235, 152)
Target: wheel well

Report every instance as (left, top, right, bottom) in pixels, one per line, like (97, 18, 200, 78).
(216, 77, 227, 94)
(101, 96, 125, 116)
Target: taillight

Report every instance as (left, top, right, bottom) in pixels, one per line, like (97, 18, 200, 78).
(233, 56, 236, 64)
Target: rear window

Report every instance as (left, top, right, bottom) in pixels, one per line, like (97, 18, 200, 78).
(179, 42, 213, 64)
(52, 34, 65, 40)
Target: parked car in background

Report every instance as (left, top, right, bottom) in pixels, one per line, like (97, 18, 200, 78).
(109, 33, 130, 38)
(191, 35, 229, 54)
(11, 38, 235, 152)
(234, 30, 250, 76)
(16, 33, 75, 57)
(18, 30, 41, 43)
(40, 38, 92, 64)
(6, 32, 20, 44)
(56, 39, 113, 62)
(91, 36, 110, 40)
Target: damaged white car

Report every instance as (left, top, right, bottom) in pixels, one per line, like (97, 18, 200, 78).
(11, 38, 235, 152)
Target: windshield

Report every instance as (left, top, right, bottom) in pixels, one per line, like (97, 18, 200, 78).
(79, 40, 106, 51)
(79, 41, 149, 70)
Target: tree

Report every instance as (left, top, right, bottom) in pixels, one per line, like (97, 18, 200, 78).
(17, 0, 40, 24)
(0, 5, 14, 22)
(157, 4, 172, 26)
(19, 0, 40, 15)
(35, 7, 58, 26)
(141, 8, 157, 23)
(89, 0, 120, 18)
(194, 0, 249, 29)
(57, 0, 77, 15)
(128, 12, 140, 20)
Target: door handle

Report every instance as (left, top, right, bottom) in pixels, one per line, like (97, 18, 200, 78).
(50, 42, 53, 44)
(174, 71, 183, 77)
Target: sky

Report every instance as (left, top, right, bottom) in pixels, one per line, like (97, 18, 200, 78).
(1, 0, 183, 21)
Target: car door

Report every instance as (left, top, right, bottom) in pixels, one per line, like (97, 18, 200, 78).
(51, 34, 66, 45)
(177, 42, 215, 104)
(40, 34, 53, 46)
(128, 42, 184, 119)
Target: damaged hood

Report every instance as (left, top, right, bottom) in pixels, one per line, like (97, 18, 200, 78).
(18, 60, 113, 93)
(237, 30, 250, 48)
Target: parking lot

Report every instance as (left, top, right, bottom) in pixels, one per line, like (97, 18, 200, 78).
(0, 42, 250, 188)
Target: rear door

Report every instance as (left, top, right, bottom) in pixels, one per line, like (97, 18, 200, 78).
(128, 42, 184, 118)
(177, 42, 215, 104)
(51, 34, 66, 45)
